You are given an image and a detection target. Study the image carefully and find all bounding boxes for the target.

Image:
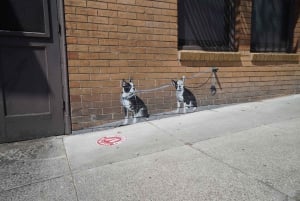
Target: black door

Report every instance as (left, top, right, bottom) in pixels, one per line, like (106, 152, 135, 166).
(0, 0, 65, 143)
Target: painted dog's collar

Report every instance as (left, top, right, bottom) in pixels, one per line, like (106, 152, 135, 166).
(122, 93, 135, 100)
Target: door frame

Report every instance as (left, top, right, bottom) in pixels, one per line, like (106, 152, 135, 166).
(0, 0, 71, 142)
(57, 0, 71, 134)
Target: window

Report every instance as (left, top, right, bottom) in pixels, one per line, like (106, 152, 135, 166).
(251, 0, 294, 53)
(0, 0, 50, 37)
(178, 0, 236, 51)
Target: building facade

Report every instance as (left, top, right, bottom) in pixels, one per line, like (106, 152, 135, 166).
(0, 0, 300, 142)
(65, 0, 300, 130)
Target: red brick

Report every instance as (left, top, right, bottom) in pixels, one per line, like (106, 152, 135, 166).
(65, 0, 87, 7)
(87, 1, 107, 9)
(88, 16, 109, 24)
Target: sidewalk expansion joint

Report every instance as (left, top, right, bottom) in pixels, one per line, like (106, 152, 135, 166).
(146, 121, 181, 139)
(62, 138, 80, 201)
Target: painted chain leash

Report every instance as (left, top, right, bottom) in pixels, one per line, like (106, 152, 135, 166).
(135, 84, 172, 94)
(134, 67, 220, 95)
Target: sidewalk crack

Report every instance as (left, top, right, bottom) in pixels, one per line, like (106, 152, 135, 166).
(187, 144, 292, 201)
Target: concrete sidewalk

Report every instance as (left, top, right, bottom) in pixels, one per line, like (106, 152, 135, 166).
(0, 95, 300, 201)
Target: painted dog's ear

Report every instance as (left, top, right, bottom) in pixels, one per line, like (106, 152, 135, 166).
(171, 80, 176, 86)
(122, 79, 127, 86)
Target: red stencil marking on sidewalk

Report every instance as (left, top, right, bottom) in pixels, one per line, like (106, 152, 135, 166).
(97, 136, 126, 146)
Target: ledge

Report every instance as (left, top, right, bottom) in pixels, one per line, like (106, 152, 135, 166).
(178, 50, 241, 61)
(251, 53, 300, 62)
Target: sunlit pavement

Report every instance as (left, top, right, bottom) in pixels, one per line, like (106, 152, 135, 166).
(1, 95, 300, 201)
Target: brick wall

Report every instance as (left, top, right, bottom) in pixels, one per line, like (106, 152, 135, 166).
(64, 0, 300, 131)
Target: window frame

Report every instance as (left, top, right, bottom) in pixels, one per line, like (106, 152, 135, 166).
(178, 0, 237, 52)
(0, 0, 50, 38)
(250, 0, 295, 53)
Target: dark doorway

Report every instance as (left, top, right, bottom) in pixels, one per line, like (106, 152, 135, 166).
(0, 0, 67, 143)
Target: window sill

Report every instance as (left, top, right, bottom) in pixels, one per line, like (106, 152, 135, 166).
(251, 53, 299, 62)
(178, 50, 241, 61)
(178, 51, 299, 62)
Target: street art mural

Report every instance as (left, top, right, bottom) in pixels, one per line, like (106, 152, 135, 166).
(172, 77, 197, 113)
(120, 79, 149, 125)
(120, 68, 220, 124)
